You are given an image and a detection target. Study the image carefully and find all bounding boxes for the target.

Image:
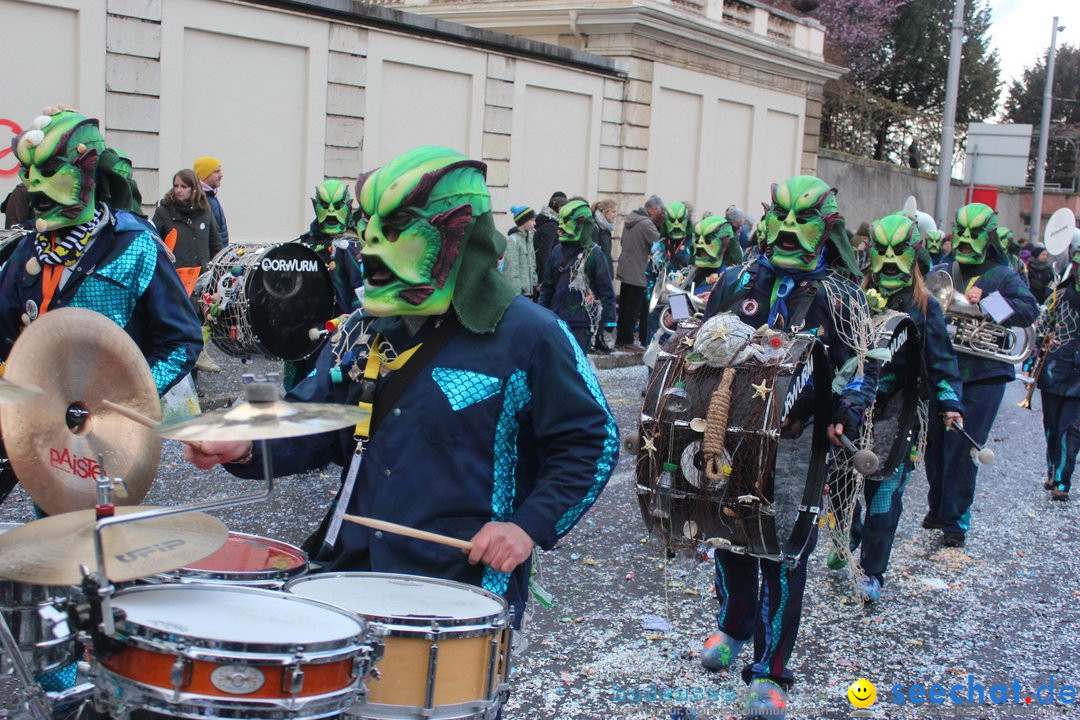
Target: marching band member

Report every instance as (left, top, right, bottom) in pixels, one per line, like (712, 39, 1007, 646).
(646, 200, 692, 338)
(186, 146, 618, 630)
(923, 203, 1038, 546)
(1036, 244, 1080, 502)
(698, 176, 877, 719)
(844, 213, 964, 601)
(686, 214, 744, 300)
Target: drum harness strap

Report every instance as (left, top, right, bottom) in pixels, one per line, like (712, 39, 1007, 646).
(322, 313, 461, 550)
(718, 269, 820, 332)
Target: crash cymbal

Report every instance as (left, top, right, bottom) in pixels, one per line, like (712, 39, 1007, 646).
(0, 377, 41, 403)
(0, 308, 161, 515)
(157, 399, 371, 442)
(0, 506, 228, 585)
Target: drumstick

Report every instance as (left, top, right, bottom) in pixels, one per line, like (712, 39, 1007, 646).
(343, 514, 474, 551)
(101, 399, 160, 430)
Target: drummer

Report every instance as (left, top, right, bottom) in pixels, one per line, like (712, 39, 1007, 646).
(0, 107, 202, 394)
(186, 146, 618, 629)
(838, 213, 964, 602)
(286, 179, 364, 390)
(697, 176, 877, 719)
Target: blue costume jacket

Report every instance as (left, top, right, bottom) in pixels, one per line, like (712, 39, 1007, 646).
(229, 296, 618, 620)
(0, 209, 202, 395)
(879, 289, 964, 415)
(539, 241, 615, 330)
(704, 259, 878, 432)
(933, 260, 1039, 384)
(1038, 282, 1080, 398)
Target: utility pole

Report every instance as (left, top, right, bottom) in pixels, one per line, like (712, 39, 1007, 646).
(934, 0, 965, 231)
(1031, 17, 1063, 244)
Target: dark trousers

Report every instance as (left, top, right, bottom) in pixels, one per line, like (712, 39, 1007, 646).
(569, 325, 592, 353)
(616, 283, 647, 346)
(712, 527, 817, 689)
(1041, 391, 1080, 493)
(925, 380, 1005, 534)
(851, 449, 916, 584)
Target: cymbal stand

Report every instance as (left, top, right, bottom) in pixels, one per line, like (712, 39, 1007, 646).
(0, 608, 53, 720)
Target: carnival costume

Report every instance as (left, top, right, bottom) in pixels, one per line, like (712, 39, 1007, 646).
(1036, 249, 1080, 501)
(924, 203, 1039, 545)
(646, 201, 692, 339)
(539, 199, 616, 351)
(227, 147, 618, 626)
(698, 176, 877, 717)
(845, 213, 964, 601)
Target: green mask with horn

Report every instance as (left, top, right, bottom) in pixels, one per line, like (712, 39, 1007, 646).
(358, 146, 489, 317)
(13, 108, 105, 232)
(869, 213, 919, 296)
(313, 179, 353, 236)
(763, 175, 837, 272)
(925, 230, 945, 255)
(952, 203, 997, 266)
(664, 201, 689, 243)
(692, 216, 734, 269)
(557, 199, 594, 244)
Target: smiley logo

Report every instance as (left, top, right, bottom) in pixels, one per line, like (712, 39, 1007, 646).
(847, 678, 876, 708)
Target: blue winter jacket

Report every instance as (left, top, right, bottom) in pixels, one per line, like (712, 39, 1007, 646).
(0, 209, 202, 395)
(229, 297, 618, 621)
(1038, 282, 1080, 398)
(539, 241, 615, 330)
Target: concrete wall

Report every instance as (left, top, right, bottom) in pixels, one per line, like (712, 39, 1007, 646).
(817, 150, 1024, 238)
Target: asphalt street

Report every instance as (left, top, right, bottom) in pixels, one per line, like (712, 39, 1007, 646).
(0, 344, 1077, 720)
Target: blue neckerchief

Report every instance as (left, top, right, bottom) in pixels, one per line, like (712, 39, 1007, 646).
(757, 253, 827, 328)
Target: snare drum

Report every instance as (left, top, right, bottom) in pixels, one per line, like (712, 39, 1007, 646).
(93, 585, 376, 719)
(201, 243, 334, 362)
(0, 523, 80, 676)
(285, 573, 512, 720)
(154, 531, 308, 589)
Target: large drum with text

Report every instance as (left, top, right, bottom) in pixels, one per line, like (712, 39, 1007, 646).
(634, 314, 832, 564)
(200, 243, 334, 362)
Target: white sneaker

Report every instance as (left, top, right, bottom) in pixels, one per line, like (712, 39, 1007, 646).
(195, 350, 221, 373)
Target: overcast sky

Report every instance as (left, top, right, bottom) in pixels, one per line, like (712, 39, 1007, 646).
(988, 0, 1077, 91)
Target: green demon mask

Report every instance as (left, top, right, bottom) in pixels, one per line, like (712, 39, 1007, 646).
(952, 203, 998, 266)
(664, 201, 690, 242)
(357, 146, 490, 317)
(313, 179, 353, 236)
(13, 108, 105, 232)
(997, 226, 1019, 256)
(692, 216, 734, 269)
(925, 230, 945, 255)
(557, 199, 594, 244)
(869, 213, 919, 296)
(762, 175, 838, 272)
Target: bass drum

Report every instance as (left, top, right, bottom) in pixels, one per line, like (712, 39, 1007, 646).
(868, 312, 921, 479)
(200, 243, 333, 362)
(635, 317, 832, 564)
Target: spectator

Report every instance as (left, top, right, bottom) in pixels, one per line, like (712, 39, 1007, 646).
(615, 194, 664, 352)
(504, 205, 538, 297)
(153, 168, 224, 373)
(194, 155, 229, 245)
(726, 205, 750, 250)
(1027, 244, 1054, 304)
(533, 191, 567, 293)
(2, 184, 30, 229)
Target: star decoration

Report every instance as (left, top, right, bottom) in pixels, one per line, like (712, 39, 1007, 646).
(642, 434, 658, 456)
(680, 335, 694, 349)
(752, 380, 771, 400)
(708, 325, 729, 341)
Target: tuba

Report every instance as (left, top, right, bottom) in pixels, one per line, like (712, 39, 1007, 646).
(925, 269, 1034, 364)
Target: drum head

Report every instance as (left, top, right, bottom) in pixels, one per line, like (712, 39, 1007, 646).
(247, 244, 334, 361)
(286, 573, 506, 625)
(112, 585, 363, 647)
(870, 315, 920, 479)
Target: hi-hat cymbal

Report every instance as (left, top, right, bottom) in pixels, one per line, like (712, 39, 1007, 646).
(0, 308, 161, 515)
(157, 399, 371, 442)
(0, 377, 41, 403)
(0, 506, 228, 585)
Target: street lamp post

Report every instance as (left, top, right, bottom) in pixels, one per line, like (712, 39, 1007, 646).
(1030, 17, 1063, 244)
(934, 0, 965, 231)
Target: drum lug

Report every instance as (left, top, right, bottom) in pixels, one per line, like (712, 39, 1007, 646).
(425, 621, 440, 710)
(170, 654, 192, 693)
(284, 659, 305, 695)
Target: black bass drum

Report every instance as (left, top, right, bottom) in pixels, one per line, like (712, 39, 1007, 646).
(868, 311, 921, 479)
(635, 314, 832, 564)
(200, 243, 333, 362)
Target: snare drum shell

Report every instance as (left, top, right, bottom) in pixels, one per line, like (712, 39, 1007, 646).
(285, 572, 511, 714)
(153, 531, 308, 589)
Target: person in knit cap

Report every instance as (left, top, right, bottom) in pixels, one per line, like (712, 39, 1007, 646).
(503, 204, 538, 297)
(193, 155, 229, 245)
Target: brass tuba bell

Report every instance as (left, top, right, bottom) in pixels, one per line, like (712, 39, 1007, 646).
(925, 269, 1034, 364)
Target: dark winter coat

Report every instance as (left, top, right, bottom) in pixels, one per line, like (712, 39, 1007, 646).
(1027, 258, 1054, 304)
(539, 240, 615, 330)
(152, 202, 223, 269)
(615, 209, 659, 288)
